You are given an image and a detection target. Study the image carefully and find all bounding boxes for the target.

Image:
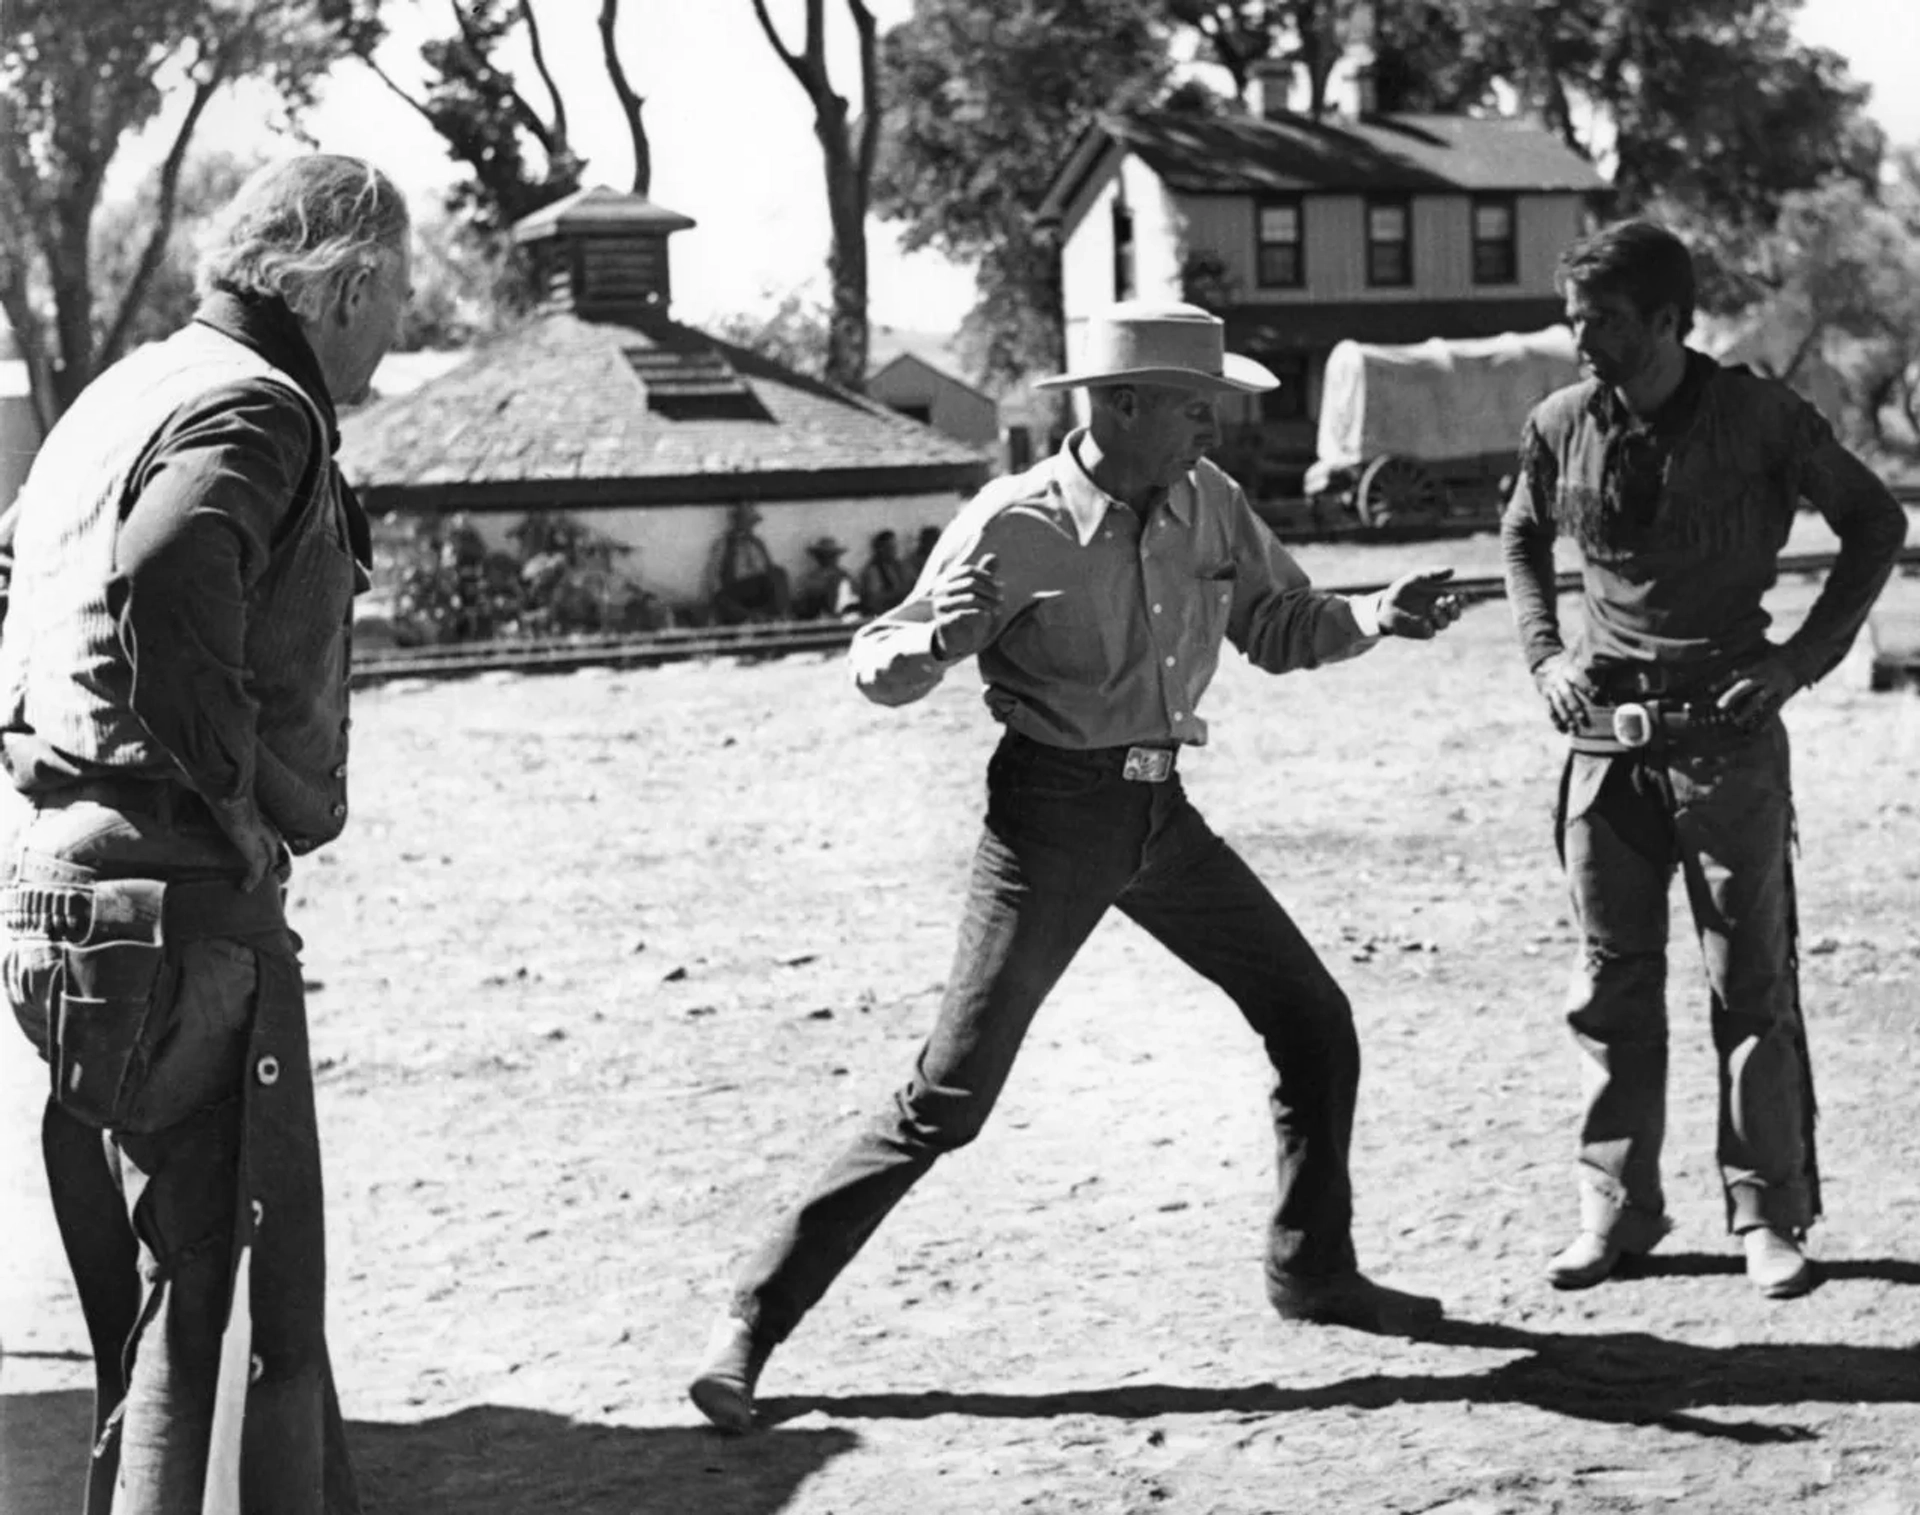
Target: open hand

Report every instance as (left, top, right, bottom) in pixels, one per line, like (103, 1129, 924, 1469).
(929, 552, 1002, 662)
(1531, 651, 1594, 732)
(1714, 652, 1801, 728)
(1376, 567, 1463, 640)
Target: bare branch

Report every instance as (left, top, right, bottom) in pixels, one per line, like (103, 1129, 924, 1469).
(450, 0, 562, 156)
(749, 0, 814, 94)
(99, 62, 224, 367)
(519, 0, 569, 148)
(598, 0, 649, 195)
(361, 52, 444, 130)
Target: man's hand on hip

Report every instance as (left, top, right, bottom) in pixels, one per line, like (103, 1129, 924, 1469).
(1375, 567, 1463, 640)
(1714, 652, 1801, 728)
(929, 551, 1001, 662)
(1532, 651, 1594, 733)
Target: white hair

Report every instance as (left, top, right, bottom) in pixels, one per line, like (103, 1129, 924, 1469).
(197, 155, 410, 321)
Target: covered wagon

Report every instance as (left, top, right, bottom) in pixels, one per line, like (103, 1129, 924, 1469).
(1304, 326, 1581, 531)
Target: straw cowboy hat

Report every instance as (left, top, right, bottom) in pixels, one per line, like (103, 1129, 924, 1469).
(1034, 300, 1277, 394)
(806, 535, 848, 559)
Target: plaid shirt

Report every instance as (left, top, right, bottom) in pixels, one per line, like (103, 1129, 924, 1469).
(1500, 356, 1907, 688)
(851, 433, 1382, 748)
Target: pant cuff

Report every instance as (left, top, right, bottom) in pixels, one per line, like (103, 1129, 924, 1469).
(1579, 1183, 1668, 1250)
(1727, 1182, 1814, 1236)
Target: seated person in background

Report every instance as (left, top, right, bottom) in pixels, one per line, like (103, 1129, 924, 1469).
(711, 502, 792, 623)
(793, 536, 862, 621)
(857, 528, 913, 616)
(907, 524, 943, 585)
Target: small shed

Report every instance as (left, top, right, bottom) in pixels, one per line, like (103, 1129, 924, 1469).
(868, 350, 1000, 451)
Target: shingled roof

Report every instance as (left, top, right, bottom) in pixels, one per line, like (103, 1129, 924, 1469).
(339, 315, 991, 511)
(1041, 109, 1606, 220)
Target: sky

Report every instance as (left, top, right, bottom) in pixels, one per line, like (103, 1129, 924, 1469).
(165, 0, 1920, 335)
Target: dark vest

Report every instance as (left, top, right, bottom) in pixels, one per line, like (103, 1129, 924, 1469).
(0, 323, 357, 853)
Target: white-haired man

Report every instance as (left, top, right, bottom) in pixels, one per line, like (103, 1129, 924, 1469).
(690, 301, 1464, 1433)
(0, 154, 409, 1513)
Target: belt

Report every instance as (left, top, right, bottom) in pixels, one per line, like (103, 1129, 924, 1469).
(1569, 698, 1748, 755)
(1010, 733, 1180, 784)
(1, 876, 285, 947)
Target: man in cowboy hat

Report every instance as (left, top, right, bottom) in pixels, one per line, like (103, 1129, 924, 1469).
(690, 300, 1464, 1432)
(793, 534, 862, 621)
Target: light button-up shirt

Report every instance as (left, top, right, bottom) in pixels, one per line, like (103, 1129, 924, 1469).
(850, 432, 1384, 748)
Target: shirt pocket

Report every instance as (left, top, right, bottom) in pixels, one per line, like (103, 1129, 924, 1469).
(1189, 563, 1237, 649)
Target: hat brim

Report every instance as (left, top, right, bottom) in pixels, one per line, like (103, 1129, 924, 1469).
(1032, 352, 1278, 394)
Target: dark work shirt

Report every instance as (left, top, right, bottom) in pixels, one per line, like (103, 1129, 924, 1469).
(1500, 355, 1908, 688)
(3, 292, 370, 855)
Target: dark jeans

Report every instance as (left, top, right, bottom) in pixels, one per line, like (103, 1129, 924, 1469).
(732, 733, 1362, 1343)
(1557, 716, 1819, 1240)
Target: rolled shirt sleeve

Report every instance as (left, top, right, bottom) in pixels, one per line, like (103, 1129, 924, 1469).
(1225, 483, 1381, 670)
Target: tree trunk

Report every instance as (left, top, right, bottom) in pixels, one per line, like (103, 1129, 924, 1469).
(817, 99, 868, 391)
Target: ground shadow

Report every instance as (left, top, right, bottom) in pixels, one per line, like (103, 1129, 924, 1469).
(1630, 1252, 1920, 1287)
(760, 1315, 1920, 1445)
(1, 1390, 856, 1515)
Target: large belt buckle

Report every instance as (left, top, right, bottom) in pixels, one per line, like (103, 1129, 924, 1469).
(1610, 702, 1654, 749)
(1122, 746, 1173, 783)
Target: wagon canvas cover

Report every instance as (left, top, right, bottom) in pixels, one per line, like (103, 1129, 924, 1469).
(1312, 326, 1581, 473)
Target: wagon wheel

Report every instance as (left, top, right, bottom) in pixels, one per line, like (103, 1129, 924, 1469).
(1355, 454, 1449, 531)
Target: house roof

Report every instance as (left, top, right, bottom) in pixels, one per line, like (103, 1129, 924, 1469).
(510, 184, 698, 245)
(339, 314, 991, 509)
(1040, 109, 1607, 222)
(869, 351, 997, 408)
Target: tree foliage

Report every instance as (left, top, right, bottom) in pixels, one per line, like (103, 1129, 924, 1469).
(1369, 0, 1878, 232)
(706, 291, 833, 380)
(352, 0, 649, 234)
(1164, 0, 1363, 115)
(872, 0, 1170, 389)
(89, 149, 268, 356)
(0, 0, 378, 428)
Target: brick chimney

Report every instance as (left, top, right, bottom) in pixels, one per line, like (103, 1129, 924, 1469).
(1247, 57, 1297, 120)
(510, 185, 698, 327)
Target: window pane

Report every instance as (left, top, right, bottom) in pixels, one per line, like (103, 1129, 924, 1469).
(1368, 204, 1407, 242)
(1259, 203, 1300, 243)
(1370, 243, 1409, 285)
(1258, 244, 1301, 286)
(1473, 201, 1512, 240)
(1472, 242, 1514, 284)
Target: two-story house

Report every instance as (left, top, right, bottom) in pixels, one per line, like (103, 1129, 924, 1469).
(1037, 95, 1607, 496)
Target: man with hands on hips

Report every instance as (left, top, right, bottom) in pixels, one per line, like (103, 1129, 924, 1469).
(1503, 219, 1908, 1302)
(690, 299, 1462, 1434)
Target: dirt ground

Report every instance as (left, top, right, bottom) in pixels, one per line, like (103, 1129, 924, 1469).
(5, 521, 1920, 1515)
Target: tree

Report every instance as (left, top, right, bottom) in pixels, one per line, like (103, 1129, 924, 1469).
(706, 291, 833, 380)
(1369, 0, 1878, 232)
(353, 0, 650, 232)
(0, 0, 376, 429)
(89, 149, 267, 357)
(748, 0, 879, 393)
(872, 0, 1170, 389)
(1164, 0, 1364, 117)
